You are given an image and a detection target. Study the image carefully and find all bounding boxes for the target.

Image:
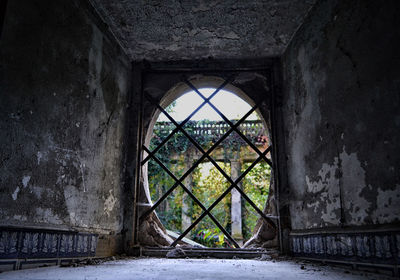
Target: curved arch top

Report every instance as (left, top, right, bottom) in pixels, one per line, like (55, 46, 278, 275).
(160, 76, 257, 109)
(145, 75, 268, 146)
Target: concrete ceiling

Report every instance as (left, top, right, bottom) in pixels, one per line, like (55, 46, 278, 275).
(91, 0, 316, 61)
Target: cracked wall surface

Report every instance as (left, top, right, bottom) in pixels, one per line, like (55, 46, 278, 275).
(282, 0, 400, 230)
(1, 0, 399, 263)
(90, 0, 316, 60)
(0, 0, 131, 237)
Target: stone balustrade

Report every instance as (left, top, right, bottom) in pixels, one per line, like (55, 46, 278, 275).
(154, 120, 268, 146)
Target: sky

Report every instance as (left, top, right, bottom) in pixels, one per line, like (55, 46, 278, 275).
(157, 88, 259, 122)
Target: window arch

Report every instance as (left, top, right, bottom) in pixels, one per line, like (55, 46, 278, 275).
(137, 75, 277, 249)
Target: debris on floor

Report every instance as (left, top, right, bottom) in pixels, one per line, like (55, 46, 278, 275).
(166, 248, 187, 258)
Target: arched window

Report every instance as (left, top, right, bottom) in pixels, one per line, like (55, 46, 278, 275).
(138, 76, 276, 249)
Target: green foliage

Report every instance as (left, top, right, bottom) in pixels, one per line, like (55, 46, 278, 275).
(148, 120, 271, 247)
(191, 163, 232, 247)
(241, 161, 271, 240)
(148, 160, 184, 233)
(165, 100, 177, 113)
(193, 228, 228, 247)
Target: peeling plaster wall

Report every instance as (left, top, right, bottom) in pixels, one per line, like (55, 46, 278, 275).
(0, 0, 131, 237)
(282, 0, 400, 230)
(91, 0, 316, 60)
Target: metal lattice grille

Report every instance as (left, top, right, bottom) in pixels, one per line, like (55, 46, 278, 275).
(140, 77, 276, 248)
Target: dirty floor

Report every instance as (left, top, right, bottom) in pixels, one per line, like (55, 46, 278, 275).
(1, 258, 395, 280)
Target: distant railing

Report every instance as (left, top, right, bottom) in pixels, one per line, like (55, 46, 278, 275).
(154, 120, 268, 145)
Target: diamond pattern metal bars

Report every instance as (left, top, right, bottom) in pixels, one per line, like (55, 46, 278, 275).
(185, 80, 273, 167)
(142, 145, 240, 248)
(141, 78, 232, 165)
(140, 78, 276, 248)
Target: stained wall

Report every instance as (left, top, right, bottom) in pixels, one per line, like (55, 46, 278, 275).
(0, 0, 131, 260)
(281, 0, 400, 262)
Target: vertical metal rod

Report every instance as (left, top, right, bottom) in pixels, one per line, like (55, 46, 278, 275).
(269, 67, 284, 253)
(198, 146, 275, 229)
(133, 64, 144, 245)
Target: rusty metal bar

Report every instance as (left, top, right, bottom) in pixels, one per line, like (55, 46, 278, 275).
(171, 148, 269, 246)
(141, 78, 231, 165)
(158, 101, 275, 229)
(142, 146, 240, 248)
(141, 78, 276, 249)
(139, 105, 257, 221)
(199, 145, 276, 230)
(185, 79, 273, 167)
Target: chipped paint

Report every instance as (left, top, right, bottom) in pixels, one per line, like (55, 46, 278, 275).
(340, 148, 371, 224)
(35, 207, 63, 225)
(11, 187, 20, 201)
(286, 45, 325, 201)
(283, 0, 400, 233)
(304, 158, 340, 227)
(31, 186, 44, 199)
(103, 190, 116, 217)
(373, 184, 400, 223)
(294, 146, 374, 228)
(64, 185, 88, 227)
(22, 176, 31, 188)
(0, 0, 129, 239)
(12, 215, 27, 221)
(37, 151, 43, 164)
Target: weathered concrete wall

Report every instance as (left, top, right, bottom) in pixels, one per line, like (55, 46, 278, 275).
(92, 0, 315, 60)
(282, 0, 400, 230)
(0, 0, 131, 240)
